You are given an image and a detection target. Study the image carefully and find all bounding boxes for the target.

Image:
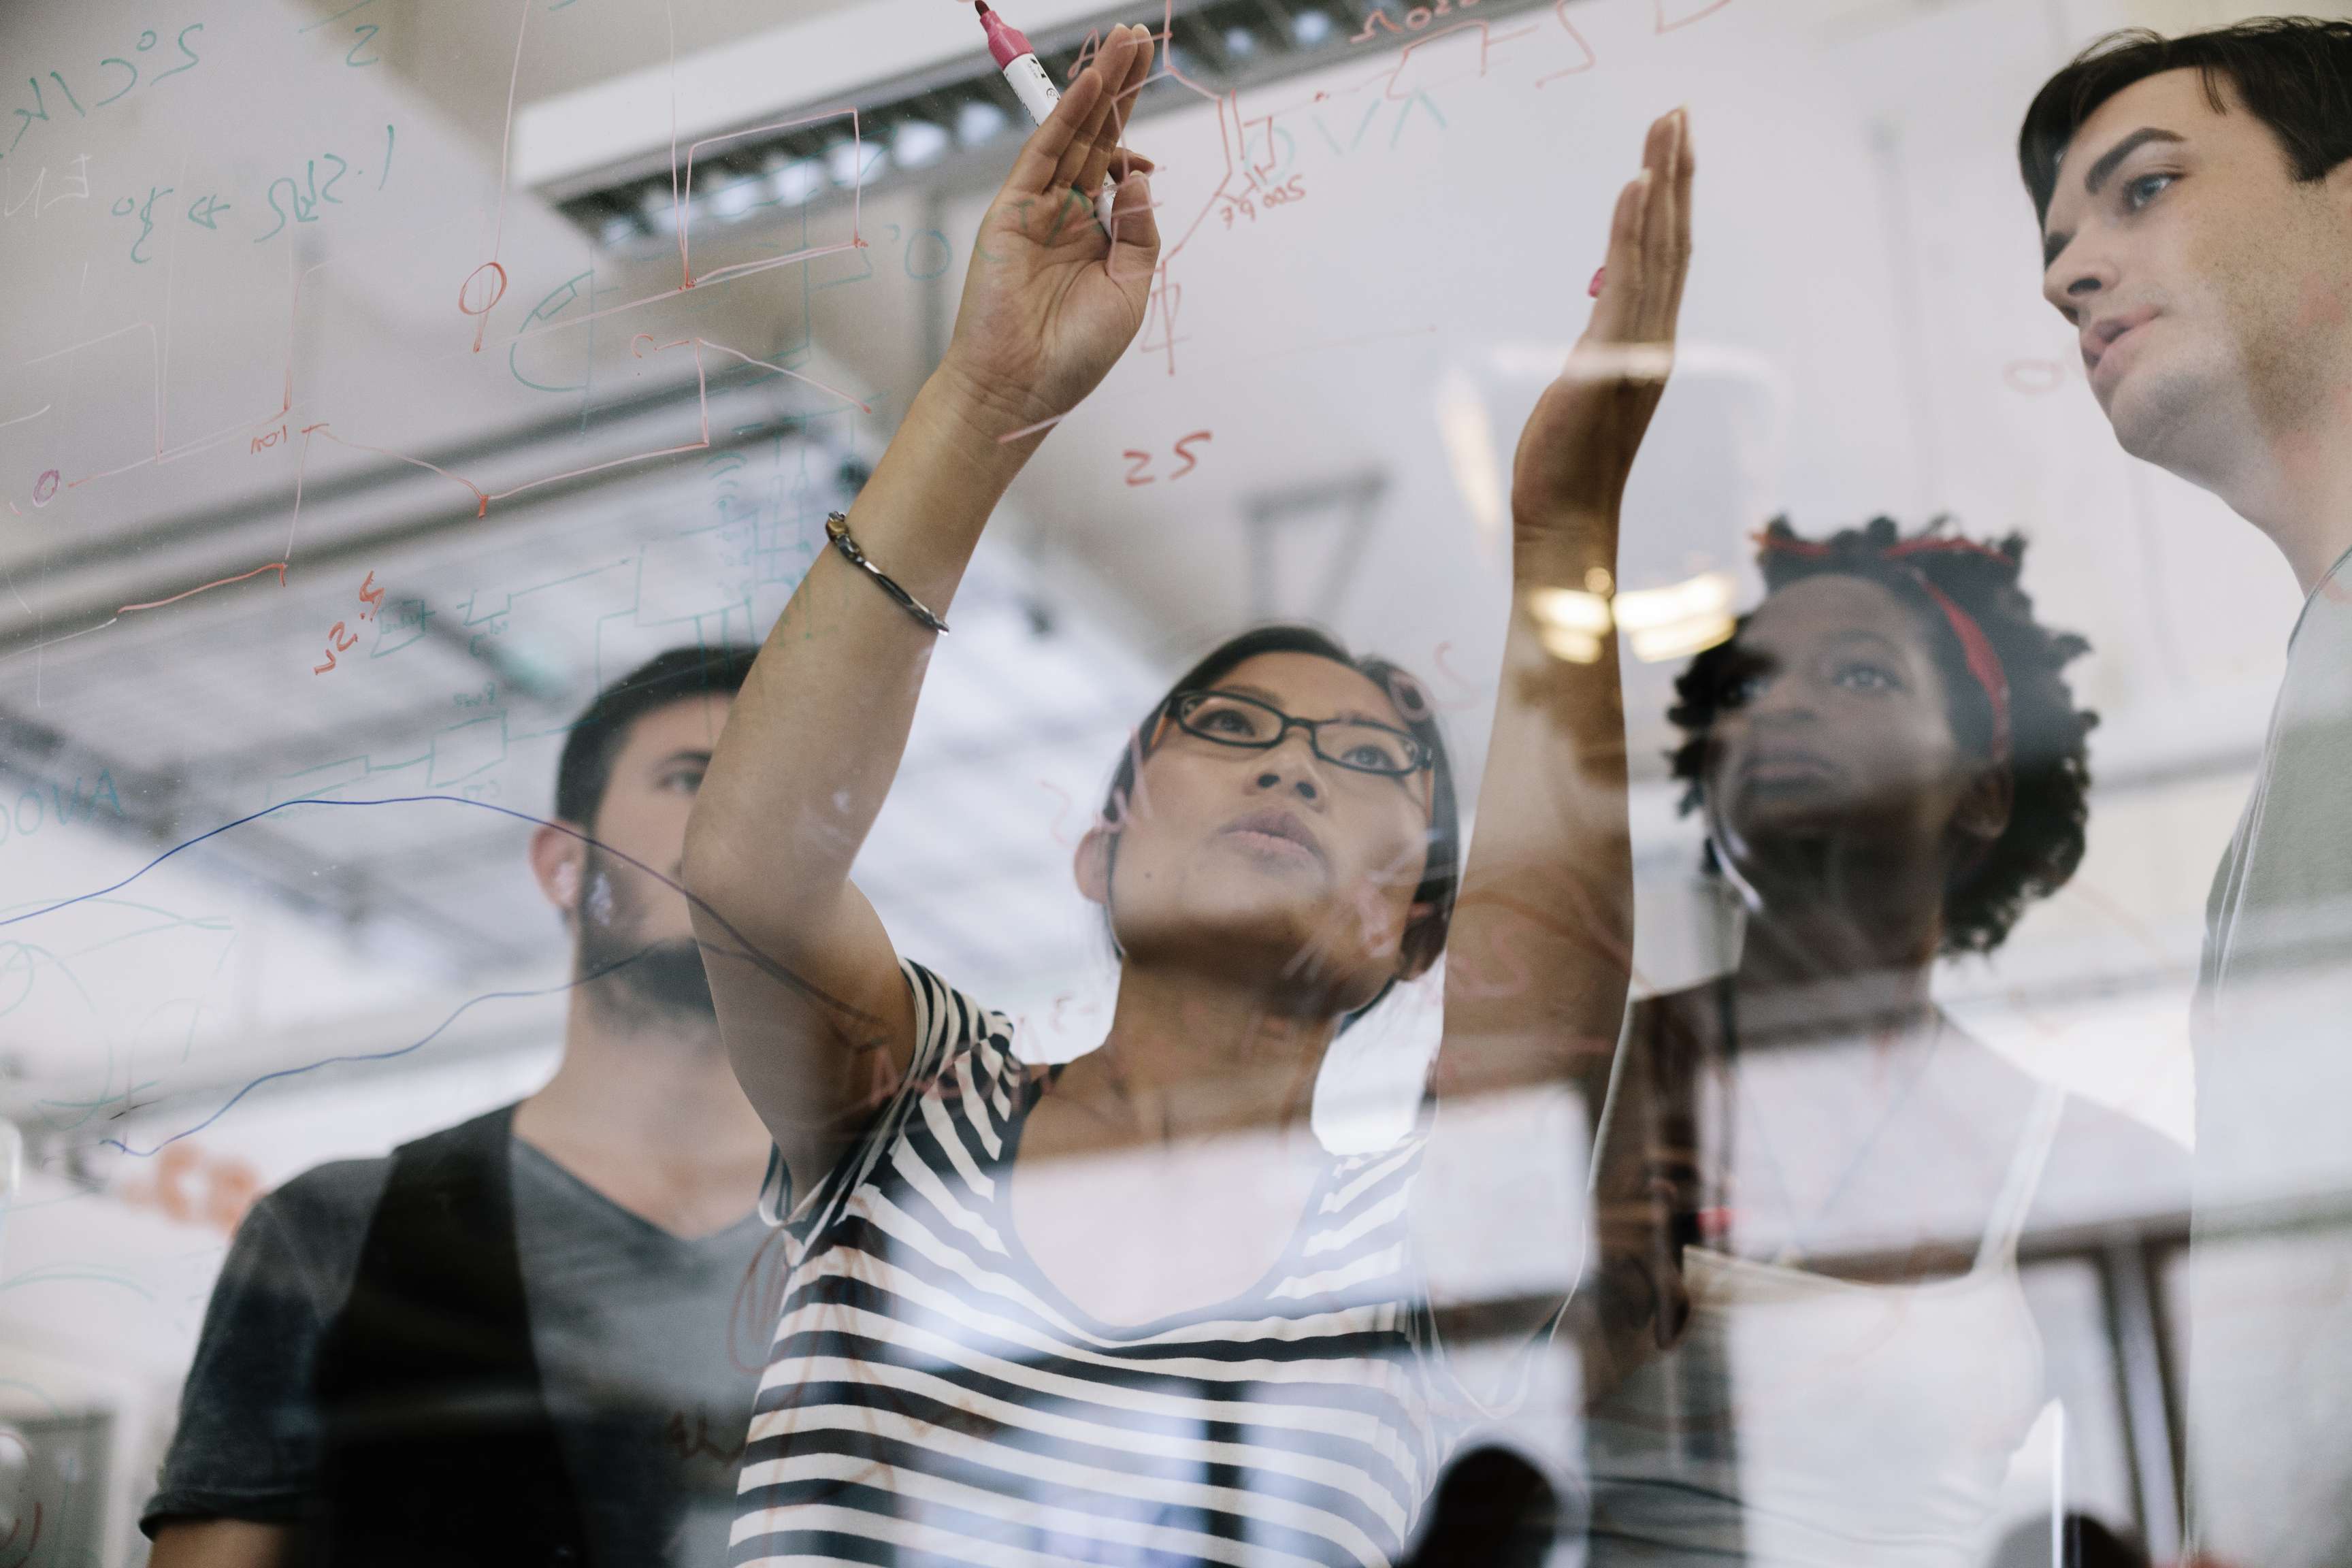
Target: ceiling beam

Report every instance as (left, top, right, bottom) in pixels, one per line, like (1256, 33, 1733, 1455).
(0, 357, 874, 663)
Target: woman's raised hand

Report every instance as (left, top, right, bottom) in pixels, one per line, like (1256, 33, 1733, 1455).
(1511, 107, 1693, 543)
(934, 24, 1160, 443)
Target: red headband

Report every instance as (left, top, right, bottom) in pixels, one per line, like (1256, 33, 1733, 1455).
(1752, 532, 2013, 766)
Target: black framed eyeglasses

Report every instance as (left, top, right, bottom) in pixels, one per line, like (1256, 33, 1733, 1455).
(1165, 690, 1431, 779)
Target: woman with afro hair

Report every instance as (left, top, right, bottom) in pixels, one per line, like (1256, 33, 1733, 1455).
(1580, 517, 2187, 1566)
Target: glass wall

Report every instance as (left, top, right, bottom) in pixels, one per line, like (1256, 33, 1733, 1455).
(3, 0, 2345, 1563)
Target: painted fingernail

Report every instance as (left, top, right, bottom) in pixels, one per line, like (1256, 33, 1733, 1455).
(1588, 266, 1606, 298)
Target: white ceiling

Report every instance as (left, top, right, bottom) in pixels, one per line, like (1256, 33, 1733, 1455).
(316, 0, 876, 157)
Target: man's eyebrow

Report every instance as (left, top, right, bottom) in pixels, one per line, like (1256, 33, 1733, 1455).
(2082, 126, 2185, 197)
(2042, 127, 2185, 268)
(653, 747, 714, 768)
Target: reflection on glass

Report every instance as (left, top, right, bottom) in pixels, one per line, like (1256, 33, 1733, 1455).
(1584, 519, 2184, 1567)
(686, 55, 1690, 1567)
(140, 651, 777, 1568)
(2, 2, 2341, 1565)
(2024, 20, 2352, 1567)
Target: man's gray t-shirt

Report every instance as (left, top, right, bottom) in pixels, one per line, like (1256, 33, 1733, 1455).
(2187, 545, 2352, 1568)
(144, 1134, 771, 1568)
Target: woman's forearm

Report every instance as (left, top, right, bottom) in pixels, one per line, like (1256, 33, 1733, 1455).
(686, 374, 1037, 923)
(683, 22, 1161, 1177)
(1431, 103, 1687, 1094)
(1435, 532, 1635, 1095)
(685, 23, 1160, 935)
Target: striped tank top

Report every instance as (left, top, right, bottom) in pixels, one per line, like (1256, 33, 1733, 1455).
(729, 961, 1444, 1568)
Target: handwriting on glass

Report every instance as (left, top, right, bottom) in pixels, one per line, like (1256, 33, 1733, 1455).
(1, 154, 91, 223)
(6, 24, 204, 157)
(312, 571, 385, 674)
(1350, 0, 1480, 45)
(108, 181, 174, 264)
(1121, 431, 1213, 487)
(255, 150, 354, 243)
(1219, 178, 1305, 228)
(110, 127, 395, 262)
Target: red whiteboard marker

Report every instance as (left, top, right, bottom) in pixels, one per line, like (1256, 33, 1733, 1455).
(977, 0, 1060, 122)
(975, 1, 1119, 233)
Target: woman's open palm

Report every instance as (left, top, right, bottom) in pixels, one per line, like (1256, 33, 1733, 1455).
(1512, 107, 1693, 536)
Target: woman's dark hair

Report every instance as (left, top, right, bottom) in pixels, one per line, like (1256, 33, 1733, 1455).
(1667, 518, 2096, 957)
(555, 644, 758, 828)
(2019, 18, 2352, 226)
(1097, 623, 1462, 986)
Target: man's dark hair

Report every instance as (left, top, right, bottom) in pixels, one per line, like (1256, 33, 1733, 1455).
(555, 645, 757, 828)
(1099, 623, 1462, 985)
(2020, 17, 2352, 225)
(1667, 518, 2097, 958)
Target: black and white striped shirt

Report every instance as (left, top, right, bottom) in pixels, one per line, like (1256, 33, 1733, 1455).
(730, 961, 1444, 1568)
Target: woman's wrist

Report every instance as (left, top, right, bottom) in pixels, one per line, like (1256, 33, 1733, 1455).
(1510, 513, 1619, 592)
(920, 353, 1060, 463)
(853, 370, 1042, 544)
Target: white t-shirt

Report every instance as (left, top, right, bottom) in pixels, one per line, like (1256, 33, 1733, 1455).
(2187, 544, 2352, 1567)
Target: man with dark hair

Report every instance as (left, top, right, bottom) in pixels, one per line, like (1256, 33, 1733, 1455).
(2023, 19, 2352, 1565)
(142, 647, 775, 1568)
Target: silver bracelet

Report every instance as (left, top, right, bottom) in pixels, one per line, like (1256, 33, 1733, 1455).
(823, 512, 949, 634)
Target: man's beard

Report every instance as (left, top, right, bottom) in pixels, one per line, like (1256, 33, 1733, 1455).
(572, 847, 717, 1022)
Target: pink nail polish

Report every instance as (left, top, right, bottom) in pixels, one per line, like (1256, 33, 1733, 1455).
(1588, 266, 1606, 298)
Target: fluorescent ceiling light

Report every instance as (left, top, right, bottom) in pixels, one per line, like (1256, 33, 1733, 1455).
(1526, 586, 1612, 634)
(1524, 572, 1736, 665)
(707, 172, 763, 221)
(1618, 571, 1735, 663)
(767, 157, 828, 207)
(1527, 586, 1611, 664)
(826, 139, 885, 187)
(637, 184, 680, 234)
(1537, 626, 1605, 665)
(958, 100, 1010, 146)
(1614, 571, 1733, 631)
(894, 121, 952, 169)
(1628, 615, 1735, 663)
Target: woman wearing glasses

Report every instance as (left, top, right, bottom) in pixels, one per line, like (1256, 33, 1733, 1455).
(685, 27, 1693, 1566)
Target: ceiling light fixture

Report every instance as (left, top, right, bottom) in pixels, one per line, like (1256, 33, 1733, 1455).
(1615, 571, 1735, 663)
(1524, 570, 1736, 665)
